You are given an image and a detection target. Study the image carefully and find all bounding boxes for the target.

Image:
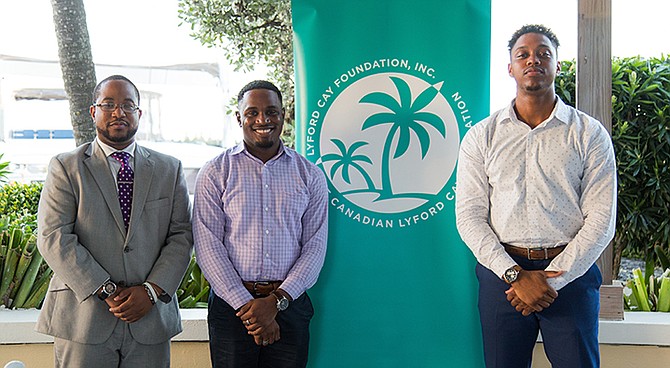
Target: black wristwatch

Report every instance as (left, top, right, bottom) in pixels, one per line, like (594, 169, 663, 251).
(503, 265, 522, 284)
(98, 280, 117, 300)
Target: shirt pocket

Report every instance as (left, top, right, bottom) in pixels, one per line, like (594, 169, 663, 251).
(278, 186, 309, 217)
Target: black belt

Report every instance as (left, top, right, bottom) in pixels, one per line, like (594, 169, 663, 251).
(503, 243, 566, 260)
(243, 281, 282, 297)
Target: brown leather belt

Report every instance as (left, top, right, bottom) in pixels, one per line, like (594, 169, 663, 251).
(503, 244, 566, 260)
(243, 281, 282, 297)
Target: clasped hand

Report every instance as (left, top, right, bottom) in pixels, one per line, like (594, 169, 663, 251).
(104, 286, 154, 323)
(236, 297, 281, 346)
(505, 269, 563, 316)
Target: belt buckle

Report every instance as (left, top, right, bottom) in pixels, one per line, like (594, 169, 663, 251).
(528, 247, 547, 260)
(252, 281, 270, 295)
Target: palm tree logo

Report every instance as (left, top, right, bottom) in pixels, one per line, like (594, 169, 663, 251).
(318, 75, 447, 203)
(360, 76, 446, 200)
(318, 139, 376, 193)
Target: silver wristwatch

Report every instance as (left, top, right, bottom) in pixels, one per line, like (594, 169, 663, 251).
(98, 280, 117, 300)
(273, 291, 289, 311)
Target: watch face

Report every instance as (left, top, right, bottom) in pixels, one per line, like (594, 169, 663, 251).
(504, 268, 518, 283)
(276, 296, 289, 311)
(103, 282, 116, 294)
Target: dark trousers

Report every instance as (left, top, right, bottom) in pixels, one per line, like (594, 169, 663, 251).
(476, 255, 602, 368)
(208, 290, 314, 368)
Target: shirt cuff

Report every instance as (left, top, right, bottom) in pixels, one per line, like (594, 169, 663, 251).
(546, 275, 568, 291)
(493, 258, 518, 280)
(226, 286, 254, 310)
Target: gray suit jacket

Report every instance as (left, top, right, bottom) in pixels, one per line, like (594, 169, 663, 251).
(36, 142, 193, 344)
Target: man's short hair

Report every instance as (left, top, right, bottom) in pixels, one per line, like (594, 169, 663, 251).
(92, 75, 141, 105)
(508, 24, 560, 52)
(237, 80, 282, 106)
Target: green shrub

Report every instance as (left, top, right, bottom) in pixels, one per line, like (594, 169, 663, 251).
(624, 267, 670, 312)
(177, 255, 210, 308)
(0, 182, 49, 308)
(0, 182, 43, 227)
(556, 56, 670, 279)
(0, 222, 51, 309)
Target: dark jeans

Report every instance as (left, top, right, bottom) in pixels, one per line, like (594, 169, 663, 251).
(476, 255, 602, 368)
(208, 290, 314, 368)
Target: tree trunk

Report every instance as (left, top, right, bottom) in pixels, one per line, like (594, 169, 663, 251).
(51, 0, 96, 146)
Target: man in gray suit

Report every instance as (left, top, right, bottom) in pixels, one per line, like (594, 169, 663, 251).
(36, 75, 193, 367)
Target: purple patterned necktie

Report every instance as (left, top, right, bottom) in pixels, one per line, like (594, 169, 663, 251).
(111, 151, 134, 230)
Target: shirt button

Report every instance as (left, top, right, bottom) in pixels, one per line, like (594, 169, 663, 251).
(265, 253, 270, 257)
(123, 247, 131, 253)
(265, 229, 270, 235)
(264, 207, 269, 212)
(264, 184, 269, 188)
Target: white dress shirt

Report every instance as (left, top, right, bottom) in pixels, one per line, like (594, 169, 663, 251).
(455, 97, 617, 290)
(96, 138, 136, 184)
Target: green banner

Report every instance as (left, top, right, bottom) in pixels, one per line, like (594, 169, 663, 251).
(293, 1, 491, 366)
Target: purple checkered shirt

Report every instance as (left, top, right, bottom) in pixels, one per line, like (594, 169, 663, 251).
(193, 142, 328, 309)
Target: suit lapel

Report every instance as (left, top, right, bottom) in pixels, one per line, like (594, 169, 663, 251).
(83, 143, 127, 235)
(126, 145, 155, 241)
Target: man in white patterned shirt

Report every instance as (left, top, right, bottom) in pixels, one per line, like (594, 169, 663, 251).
(456, 25, 616, 367)
(193, 80, 328, 368)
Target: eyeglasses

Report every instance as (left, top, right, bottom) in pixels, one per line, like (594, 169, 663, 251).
(93, 102, 139, 113)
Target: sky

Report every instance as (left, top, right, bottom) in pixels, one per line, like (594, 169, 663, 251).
(0, 0, 223, 66)
(1, 0, 669, 120)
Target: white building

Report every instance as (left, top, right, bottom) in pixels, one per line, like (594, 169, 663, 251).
(0, 54, 242, 191)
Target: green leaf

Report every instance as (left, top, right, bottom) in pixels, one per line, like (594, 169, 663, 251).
(389, 76, 413, 109)
(359, 92, 401, 112)
(361, 112, 399, 130)
(658, 275, 670, 312)
(632, 268, 651, 311)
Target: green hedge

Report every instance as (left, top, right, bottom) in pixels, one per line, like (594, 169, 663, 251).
(555, 56, 670, 279)
(0, 182, 42, 228)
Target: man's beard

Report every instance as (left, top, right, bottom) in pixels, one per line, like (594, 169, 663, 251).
(98, 125, 138, 143)
(523, 83, 543, 92)
(254, 139, 276, 149)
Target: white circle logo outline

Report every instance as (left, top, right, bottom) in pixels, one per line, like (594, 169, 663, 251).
(317, 72, 460, 216)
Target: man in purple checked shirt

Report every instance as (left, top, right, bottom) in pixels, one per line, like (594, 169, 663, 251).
(193, 80, 329, 368)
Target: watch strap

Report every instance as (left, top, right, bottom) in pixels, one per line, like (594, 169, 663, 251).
(157, 291, 172, 303)
(98, 289, 110, 300)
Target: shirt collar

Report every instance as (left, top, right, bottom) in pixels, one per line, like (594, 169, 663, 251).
(553, 97, 571, 124)
(96, 138, 136, 157)
(498, 96, 570, 126)
(232, 141, 292, 161)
